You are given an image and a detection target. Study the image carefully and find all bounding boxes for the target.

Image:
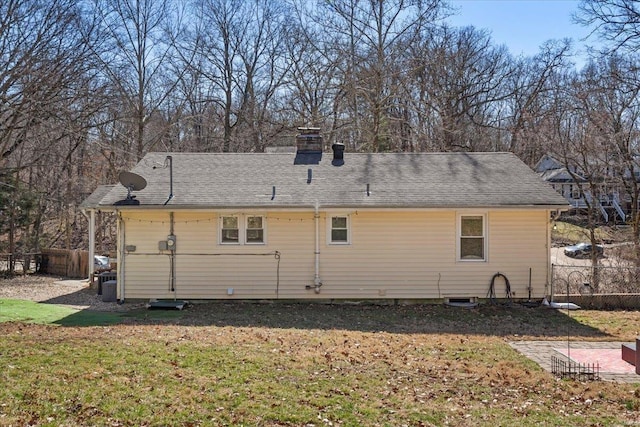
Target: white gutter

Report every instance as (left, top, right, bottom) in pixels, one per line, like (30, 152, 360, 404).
(313, 202, 322, 293)
(93, 205, 569, 213)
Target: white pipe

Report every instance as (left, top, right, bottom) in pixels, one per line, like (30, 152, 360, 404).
(314, 203, 322, 291)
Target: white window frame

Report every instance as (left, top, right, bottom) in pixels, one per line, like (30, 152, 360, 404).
(219, 214, 266, 245)
(457, 213, 487, 262)
(328, 214, 350, 245)
(220, 215, 240, 245)
(245, 215, 266, 245)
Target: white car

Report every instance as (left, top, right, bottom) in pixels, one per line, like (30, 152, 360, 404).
(94, 255, 110, 270)
(563, 243, 604, 259)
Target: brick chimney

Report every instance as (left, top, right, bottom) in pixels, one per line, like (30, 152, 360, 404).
(296, 127, 323, 153)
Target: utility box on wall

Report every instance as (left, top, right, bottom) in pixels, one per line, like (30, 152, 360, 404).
(158, 235, 177, 251)
(167, 234, 176, 250)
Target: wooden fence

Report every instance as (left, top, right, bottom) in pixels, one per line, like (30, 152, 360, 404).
(39, 249, 89, 278)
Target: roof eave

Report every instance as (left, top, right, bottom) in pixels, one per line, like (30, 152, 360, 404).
(91, 203, 570, 211)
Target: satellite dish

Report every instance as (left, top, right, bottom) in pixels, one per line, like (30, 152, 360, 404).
(119, 171, 147, 191)
(114, 171, 147, 205)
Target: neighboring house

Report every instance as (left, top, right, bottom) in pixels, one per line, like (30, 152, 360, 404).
(534, 154, 626, 222)
(535, 154, 589, 209)
(81, 130, 567, 303)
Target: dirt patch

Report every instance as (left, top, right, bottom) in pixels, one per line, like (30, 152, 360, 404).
(0, 274, 140, 312)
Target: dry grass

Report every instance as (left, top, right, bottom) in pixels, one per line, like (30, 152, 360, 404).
(551, 221, 632, 246)
(2, 302, 640, 426)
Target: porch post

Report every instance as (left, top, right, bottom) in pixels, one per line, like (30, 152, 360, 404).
(87, 209, 96, 281)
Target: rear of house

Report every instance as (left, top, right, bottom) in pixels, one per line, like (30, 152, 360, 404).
(83, 136, 567, 303)
(117, 209, 550, 302)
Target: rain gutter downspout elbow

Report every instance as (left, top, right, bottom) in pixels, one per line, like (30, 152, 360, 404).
(163, 155, 173, 205)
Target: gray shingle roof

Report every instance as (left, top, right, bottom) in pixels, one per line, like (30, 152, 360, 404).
(539, 167, 586, 183)
(79, 184, 116, 209)
(85, 151, 568, 210)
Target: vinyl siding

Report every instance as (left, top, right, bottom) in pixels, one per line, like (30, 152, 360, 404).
(121, 211, 316, 299)
(119, 209, 550, 300)
(319, 210, 548, 299)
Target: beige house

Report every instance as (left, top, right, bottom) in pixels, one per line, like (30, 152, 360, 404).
(82, 133, 567, 303)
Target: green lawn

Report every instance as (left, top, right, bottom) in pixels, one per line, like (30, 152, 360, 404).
(0, 299, 123, 326)
(0, 298, 188, 326)
(2, 302, 640, 426)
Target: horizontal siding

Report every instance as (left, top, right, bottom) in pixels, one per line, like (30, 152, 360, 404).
(120, 211, 172, 299)
(121, 211, 317, 299)
(488, 211, 548, 299)
(119, 210, 550, 300)
(320, 211, 452, 298)
(318, 210, 548, 299)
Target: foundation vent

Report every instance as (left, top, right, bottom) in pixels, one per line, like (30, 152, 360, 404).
(444, 296, 478, 308)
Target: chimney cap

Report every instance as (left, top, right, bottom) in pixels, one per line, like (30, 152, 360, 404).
(331, 142, 345, 166)
(297, 126, 321, 134)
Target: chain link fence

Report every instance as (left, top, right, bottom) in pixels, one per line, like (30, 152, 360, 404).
(551, 262, 640, 309)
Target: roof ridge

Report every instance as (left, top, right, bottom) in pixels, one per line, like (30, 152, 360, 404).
(143, 151, 514, 156)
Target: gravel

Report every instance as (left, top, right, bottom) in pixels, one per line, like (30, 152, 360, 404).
(0, 274, 141, 312)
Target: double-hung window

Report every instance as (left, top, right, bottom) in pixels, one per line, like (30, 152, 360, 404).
(459, 214, 486, 261)
(221, 216, 239, 244)
(220, 214, 265, 245)
(329, 215, 350, 244)
(246, 216, 264, 244)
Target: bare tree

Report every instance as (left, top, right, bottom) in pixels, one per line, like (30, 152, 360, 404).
(504, 39, 574, 165)
(310, 0, 445, 152)
(0, 0, 111, 260)
(549, 56, 640, 281)
(577, 0, 640, 53)
(553, 78, 609, 284)
(281, 29, 330, 125)
(87, 0, 181, 161)
(578, 55, 640, 246)
(189, 0, 240, 152)
(189, 0, 290, 152)
(407, 25, 513, 152)
(0, 0, 91, 167)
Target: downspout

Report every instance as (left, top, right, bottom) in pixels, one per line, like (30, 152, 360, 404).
(314, 203, 322, 293)
(81, 209, 95, 281)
